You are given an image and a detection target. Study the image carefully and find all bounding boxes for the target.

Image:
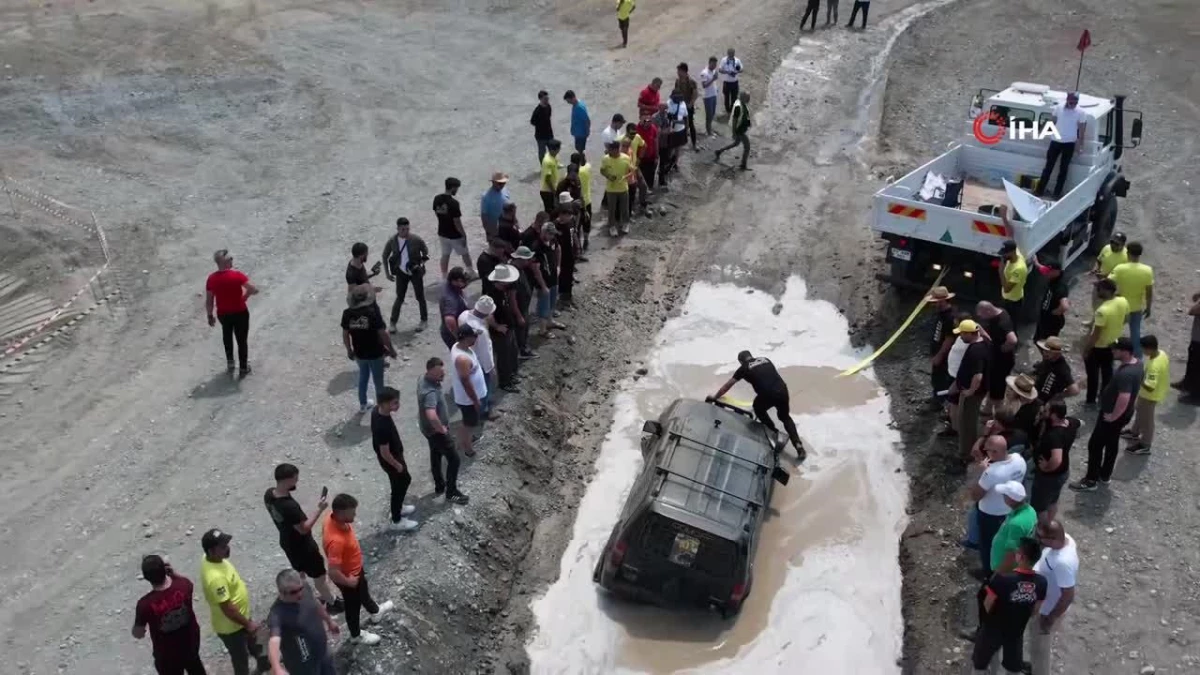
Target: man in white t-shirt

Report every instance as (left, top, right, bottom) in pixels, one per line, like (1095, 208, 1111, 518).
(458, 296, 496, 415)
(600, 113, 626, 150)
(967, 435, 1027, 576)
(699, 56, 720, 136)
(1029, 519, 1077, 675)
(717, 48, 743, 115)
(1036, 91, 1087, 201)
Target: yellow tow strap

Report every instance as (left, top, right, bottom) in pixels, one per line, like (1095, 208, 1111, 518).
(836, 268, 948, 378)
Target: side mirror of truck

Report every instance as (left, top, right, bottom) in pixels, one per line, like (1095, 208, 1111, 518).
(1130, 118, 1143, 147)
(642, 420, 662, 436)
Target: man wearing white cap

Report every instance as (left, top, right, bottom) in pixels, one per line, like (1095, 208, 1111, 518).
(459, 297, 498, 418)
(989, 481, 1037, 574)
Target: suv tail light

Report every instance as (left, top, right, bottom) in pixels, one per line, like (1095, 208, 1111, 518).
(610, 540, 628, 567)
(730, 583, 747, 606)
(896, 238, 909, 247)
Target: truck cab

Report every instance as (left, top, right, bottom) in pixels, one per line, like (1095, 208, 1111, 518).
(871, 82, 1143, 319)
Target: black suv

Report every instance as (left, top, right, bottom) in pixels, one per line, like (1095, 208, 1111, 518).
(593, 398, 789, 618)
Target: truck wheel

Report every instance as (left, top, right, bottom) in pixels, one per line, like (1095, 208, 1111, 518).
(1088, 197, 1117, 255)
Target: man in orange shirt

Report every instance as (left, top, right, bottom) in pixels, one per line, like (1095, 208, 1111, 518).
(322, 494, 394, 645)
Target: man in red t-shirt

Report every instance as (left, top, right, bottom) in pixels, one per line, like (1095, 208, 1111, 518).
(635, 115, 660, 190)
(637, 78, 662, 118)
(205, 249, 258, 378)
(133, 555, 206, 675)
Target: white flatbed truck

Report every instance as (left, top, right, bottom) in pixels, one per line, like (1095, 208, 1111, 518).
(870, 82, 1143, 320)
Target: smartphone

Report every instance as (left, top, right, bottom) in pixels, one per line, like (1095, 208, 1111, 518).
(321, 486, 328, 498)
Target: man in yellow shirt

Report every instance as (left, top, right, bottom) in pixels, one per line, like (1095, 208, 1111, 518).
(1083, 279, 1129, 405)
(600, 142, 632, 237)
(1108, 241, 1154, 357)
(572, 151, 594, 253)
(539, 139, 562, 213)
(623, 123, 648, 218)
(200, 529, 270, 675)
(996, 232, 1029, 318)
(1125, 334, 1168, 455)
(1090, 231, 1128, 309)
(616, 0, 635, 47)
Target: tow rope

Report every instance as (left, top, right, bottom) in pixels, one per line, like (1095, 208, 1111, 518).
(836, 267, 948, 378)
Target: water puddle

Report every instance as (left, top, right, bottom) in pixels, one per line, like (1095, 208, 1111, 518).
(527, 279, 908, 674)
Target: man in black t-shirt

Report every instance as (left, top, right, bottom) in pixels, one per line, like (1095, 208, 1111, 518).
(1033, 336, 1079, 403)
(1034, 262, 1069, 341)
(434, 177, 474, 279)
(267, 570, 339, 675)
(477, 238, 511, 300)
(978, 301, 1018, 414)
(949, 319, 990, 457)
(342, 289, 397, 414)
(1031, 402, 1079, 519)
(710, 350, 806, 460)
(1074, 337, 1143, 491)
(371, 386, 417, 531)
(486, 264, 520, 393)
(973, 538, 1047, 674)
(926, 286, 957, 406)
(264, 464, 343, 615)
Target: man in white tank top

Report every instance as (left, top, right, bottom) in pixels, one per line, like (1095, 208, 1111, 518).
(450, 325, 489, 457)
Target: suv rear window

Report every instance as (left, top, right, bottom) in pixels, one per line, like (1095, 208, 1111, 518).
(636, 515, 737, 578)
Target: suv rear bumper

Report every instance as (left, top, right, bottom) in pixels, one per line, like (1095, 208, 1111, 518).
(597, 562, 735, 614)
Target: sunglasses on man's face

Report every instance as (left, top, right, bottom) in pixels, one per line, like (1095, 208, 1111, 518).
(283, 586, 305, 597)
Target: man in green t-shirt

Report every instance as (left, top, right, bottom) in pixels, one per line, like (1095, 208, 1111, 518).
(990, 481, 1038, 573)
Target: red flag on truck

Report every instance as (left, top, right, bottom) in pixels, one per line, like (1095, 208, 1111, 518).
(1077, 29, 1092, 52)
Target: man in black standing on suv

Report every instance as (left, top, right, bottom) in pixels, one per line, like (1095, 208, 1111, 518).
(381, 217, 429, 333)
(264, 464, 343, 615)
(709, 350, 805, 460)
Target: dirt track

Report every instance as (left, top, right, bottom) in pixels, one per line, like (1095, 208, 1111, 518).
(1, 0, 1197, 673)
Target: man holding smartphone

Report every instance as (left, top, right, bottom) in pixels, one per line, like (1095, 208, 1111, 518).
(264, 464, 344, 614)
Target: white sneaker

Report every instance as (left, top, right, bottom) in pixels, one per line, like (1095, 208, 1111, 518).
(367, 600, 394, 623)
(359, 400, 374, 414)
(401, 504, 416, 516)
(388, 518, 418, 532)
(354, 630, 381, 645)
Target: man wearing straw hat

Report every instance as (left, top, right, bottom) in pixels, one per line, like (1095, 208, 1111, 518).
(1033, 336, 1080, 403)
(926, 285, 957, 408)
(1003, 373, 1041, 442)
(479, 172, 512, 240)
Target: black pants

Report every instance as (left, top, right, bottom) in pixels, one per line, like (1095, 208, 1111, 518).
(657, 148, 674, 187)
(752, 392, 801, 445)
(847, 0, 869, 27)
(380, 462, 411, 523)
(516, 294, 533, 354)
(716, 134, 750, 168)
(1181, 340, 1200, 395)
(1037, 141, 1077, 199)
(931, 360, 952, 400)
(1084, 413, 1132, 482)
(540, 190, 557, 213)
(640, 159, 658, 191)
(335, 572, 379, 638)
(722, 80, 739, 114)
(493, 328, 518, 387)
(973, 625, 1026, 673)
(801, 0, 820, 29)
(685, 108, 698, 148)
(1034, 312, 1065, 342)
(427, 433, 461, 495)
(1084, 346, 1114, 403)
(217, 629, 269, 675)
(391, 271, 428, 323)
(988, 352, 1016, 400)
(154, 652, 207, 675)
(618, 17, 629, 45)
(977, 510, 1006, 576)
(826, 0, 839, 23)
(217, 311, 250, 369)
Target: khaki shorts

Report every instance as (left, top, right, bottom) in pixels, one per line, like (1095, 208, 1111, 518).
(439, 236, 469, 258)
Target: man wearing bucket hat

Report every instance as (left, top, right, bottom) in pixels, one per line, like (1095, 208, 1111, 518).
(948, 319, 990, 458)
(926, 286, 957, 407)
(1003, 374, 1042, 441)
(480, 172, 512, 240)
(1033, 260, 1069, 341)
(508, 247, 538, 360)
(708, 351, 806, 460)
(486, 264, 521, 392)
(1033, 336, 1079, 403)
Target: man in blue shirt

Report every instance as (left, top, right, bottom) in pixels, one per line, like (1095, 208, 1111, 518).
(564, 90, 590, 153)
(479, 172, 511, 240)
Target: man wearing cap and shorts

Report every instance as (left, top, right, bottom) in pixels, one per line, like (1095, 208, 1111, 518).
(133, 555, 205, 675)
(1073, 337, 1141, 491)
(451, 325, 488, 457)
(264, 463, 343, 613)
(1031, 402, 1079, 521)
(459, 296, 498, 413)
(1036, 91, 1086, 201)
(480, 172, 512, 240)
(1034, 260, 1069, 341)
(205, 249, 258, 379)
(709, 351, 806, 460)
(926, 286, 957, 406)
(199, 529, 270, 675)
(948, 319, 989, 456)
(434, 177, 473, 279)
(1033, 336, 1079, 403)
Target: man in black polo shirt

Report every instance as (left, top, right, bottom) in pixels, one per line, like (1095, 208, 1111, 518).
(978, 301, 1018, 415)
(1072, 337, 1142, 491)
(476, 238, 511, 300)
(264, 464, 343, 614)
(1034, 261, 1069, 341)
(1033, 336, 1079, 403)
(926, 286, 957, 408)
(949, 319, 990, 457)
(709, 351, 805, 460)
(1031, 402, 1079, 521)
(972, 538, 1047, 674)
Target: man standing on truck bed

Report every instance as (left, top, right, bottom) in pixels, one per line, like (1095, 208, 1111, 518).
(708, 351, 806, 461)
(1035, 91, 1086, 201)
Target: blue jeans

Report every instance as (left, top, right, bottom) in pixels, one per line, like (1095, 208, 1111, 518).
(573, 136, 587, 152)
(536, 137, 552, 163)
(703, 96, 718, 133)
(963, 504, 980, 548)
(537, 287, 558, 318)
(1128, 311, 1143, 357)
(357, 358, 385, 407)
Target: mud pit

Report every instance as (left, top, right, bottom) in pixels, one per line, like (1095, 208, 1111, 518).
(528, 279, 907, 674)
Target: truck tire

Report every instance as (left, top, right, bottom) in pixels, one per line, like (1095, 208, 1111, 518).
(1088, 197, 1117, 255)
